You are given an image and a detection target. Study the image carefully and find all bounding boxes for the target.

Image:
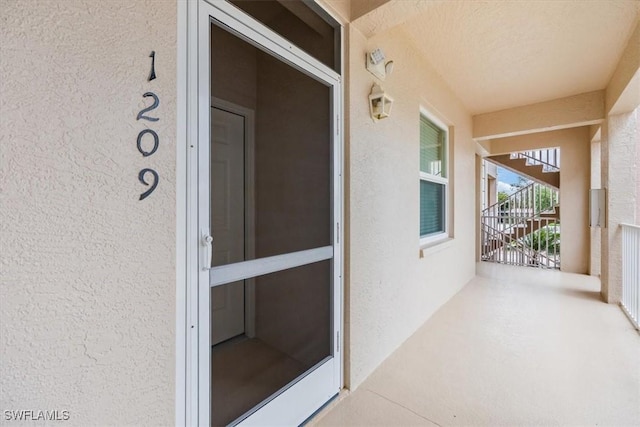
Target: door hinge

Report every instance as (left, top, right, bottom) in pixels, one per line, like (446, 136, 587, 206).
(337, 114, 340, 135)
(336, 331, 340, 353)
(337, 222, 340, 244)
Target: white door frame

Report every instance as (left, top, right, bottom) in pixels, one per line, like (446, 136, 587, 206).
(176, 1, 344, 425)
(211, 97, 256, 339)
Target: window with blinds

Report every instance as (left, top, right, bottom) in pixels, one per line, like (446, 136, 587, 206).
(419, 114, 447, 240)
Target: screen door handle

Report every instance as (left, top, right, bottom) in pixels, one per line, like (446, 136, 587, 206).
(201, 231, 213, 271)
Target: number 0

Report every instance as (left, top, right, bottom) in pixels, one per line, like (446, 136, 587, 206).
(137, 129, 159, 157)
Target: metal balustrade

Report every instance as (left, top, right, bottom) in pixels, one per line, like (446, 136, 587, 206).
(482, 217, 560, 269)
(621, 223, 640, 330)
(510, 148, 560, 173)
(482, 181, 560, 269)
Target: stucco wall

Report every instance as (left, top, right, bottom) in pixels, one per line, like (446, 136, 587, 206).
(590, 139, 602, 276)
(346, 26, 476, 389)
(0, 1, 176, 424)
(600, 108, 639, 303)
(490, 127, 591, 274)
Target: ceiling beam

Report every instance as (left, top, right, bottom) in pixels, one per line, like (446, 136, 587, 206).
(488, 127, 589, 157)
(472, 90, 604, 141)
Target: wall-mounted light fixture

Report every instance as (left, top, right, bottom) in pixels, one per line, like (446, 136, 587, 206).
(369, 84, 393, 122)
(366, 48, 394, 81)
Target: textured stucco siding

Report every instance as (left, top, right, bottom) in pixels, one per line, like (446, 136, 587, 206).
(346, 25, 476, 389)
(601, 108, 639, 303)
(0, 1, 177, 425)
(590, 140, 601, 277)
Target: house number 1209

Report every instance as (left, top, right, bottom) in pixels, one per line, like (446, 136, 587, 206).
(137, 51, 160, 201)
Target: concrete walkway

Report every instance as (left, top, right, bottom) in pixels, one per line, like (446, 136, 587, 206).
(314, 263, 640, 426)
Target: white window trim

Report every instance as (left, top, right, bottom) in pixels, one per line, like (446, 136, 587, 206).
(419, 107, 450, 248)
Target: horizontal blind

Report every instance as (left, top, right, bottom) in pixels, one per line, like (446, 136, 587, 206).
(420, 114, 446, 237)
(420, 116, 445, 177)
(420, 180, 444, 236)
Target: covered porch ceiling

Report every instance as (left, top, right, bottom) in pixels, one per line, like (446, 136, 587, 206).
(350, 0, 640, 115)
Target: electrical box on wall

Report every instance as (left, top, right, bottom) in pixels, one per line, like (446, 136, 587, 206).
(589, 189, 606, 227)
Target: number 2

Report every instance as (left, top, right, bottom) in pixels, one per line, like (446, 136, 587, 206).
(137, 92, 159, 122)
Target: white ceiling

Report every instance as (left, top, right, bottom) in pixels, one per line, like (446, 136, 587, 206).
(390, 1, 640, 114)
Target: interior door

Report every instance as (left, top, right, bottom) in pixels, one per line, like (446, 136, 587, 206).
(196, 1, 342, 426)
(210, 107, 245, 345)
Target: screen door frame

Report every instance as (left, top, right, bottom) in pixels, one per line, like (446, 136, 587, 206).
(181, 1, 344, 425)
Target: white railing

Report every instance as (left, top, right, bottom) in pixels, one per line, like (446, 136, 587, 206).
(482, 182, 559, 225)
(510, 148, 560, 172)
(621, 223, 640, 330)
(481, 181, 560, 269)
(482, 217, 560, 269)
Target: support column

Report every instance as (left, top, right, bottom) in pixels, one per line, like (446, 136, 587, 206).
(590, 135, 601, 277)
(476, 154, 483, 263)
(600, 108, 639, 303)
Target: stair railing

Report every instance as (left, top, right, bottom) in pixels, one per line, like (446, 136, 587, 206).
(482, 182, 559, 234)
(481, 219, 559, 269)
(621, 223, 640, 329)
(482, 181, 560, 269)
(510, 148, 560, 172)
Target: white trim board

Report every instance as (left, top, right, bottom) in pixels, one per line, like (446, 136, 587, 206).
(210, 97, 257, 338)
(210, 246, 334, 287)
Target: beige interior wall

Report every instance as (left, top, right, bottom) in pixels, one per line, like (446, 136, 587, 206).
(562, 130, 590, 274)
(491, 127, 591, 274)
(0, 1, 176, 424)
(346, 26, 476, 389)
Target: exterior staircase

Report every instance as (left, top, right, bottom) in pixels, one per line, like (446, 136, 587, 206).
(481, 148, 561, 269)
(486, 149, 560, 189)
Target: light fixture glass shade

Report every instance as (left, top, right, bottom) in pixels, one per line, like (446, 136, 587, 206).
(369, 84, 393, 121)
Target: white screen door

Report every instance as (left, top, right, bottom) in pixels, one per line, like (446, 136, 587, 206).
(192, 1, 342, 425)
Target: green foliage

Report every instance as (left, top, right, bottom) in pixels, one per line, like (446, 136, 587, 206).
(497, 191, 509, 204)
(524, 223, 560, 255)
(532, 186, 556, 213)
(510, 183, 557, 214)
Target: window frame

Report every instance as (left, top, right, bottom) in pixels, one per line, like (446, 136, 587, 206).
(419, 107, 449, 247)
